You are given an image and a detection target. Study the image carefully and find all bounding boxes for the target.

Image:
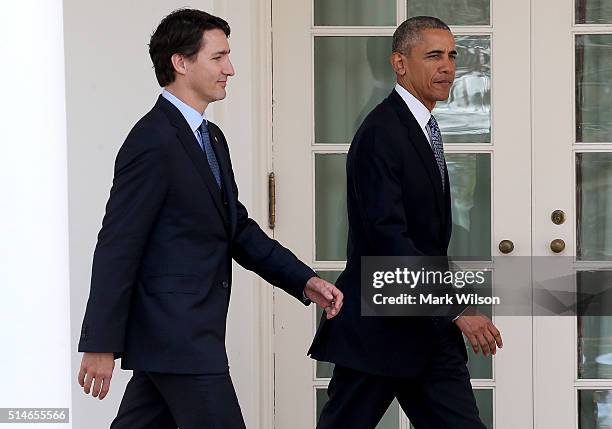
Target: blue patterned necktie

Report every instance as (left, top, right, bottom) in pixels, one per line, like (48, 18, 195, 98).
(427, 115, 446, 193)
(198, 120, 222, 188)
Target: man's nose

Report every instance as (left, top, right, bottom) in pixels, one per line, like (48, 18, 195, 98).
(224, 59, 235, 76)
(439, 56, 455, 74)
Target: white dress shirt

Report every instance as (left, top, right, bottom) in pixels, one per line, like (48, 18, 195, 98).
(394, 83, 434, 147)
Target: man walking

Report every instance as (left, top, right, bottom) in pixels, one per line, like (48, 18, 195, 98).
(77, 9, 343, 429)
(309, 16, 501, 429)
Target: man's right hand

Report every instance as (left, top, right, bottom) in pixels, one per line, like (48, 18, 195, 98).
(78, 352, 115, 400)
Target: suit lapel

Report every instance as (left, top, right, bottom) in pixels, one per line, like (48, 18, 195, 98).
(208, 125, 237, 238)
(387, 91, 446, 220)
(443, 168, 452, 246)
(156, 96, 229, 226)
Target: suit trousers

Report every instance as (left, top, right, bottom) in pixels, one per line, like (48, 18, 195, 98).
(316, 326, 486, 429)
(110, 370, 246, 429)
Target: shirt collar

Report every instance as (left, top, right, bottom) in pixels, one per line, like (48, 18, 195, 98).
(161, 89, 207, 132)
(394, 83, 431, 131)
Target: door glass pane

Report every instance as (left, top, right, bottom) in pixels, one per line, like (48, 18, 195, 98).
(315, 153, 492, 262)
(315, 36, 394, 144)
(315, 154, 348, 261)
(314, 36, 490, 144)
(435, 36, 491, 144)
(579, 315, 612, 379)
(447, 153, 492, 260)
(316, 271, 494, 379)
(578, 271, 612, 379)
(576, 153, 612, 260)
(474, 389, 494, 428)
(579, 390, 612, 428)
(576, 0, 612, 24)
(407, 0, 490, 26)
(464, 271, 494, 379)
(317, 388, 400, 428)
(576, 35, 612, 143)
(315, 0, 396, 26)
(315, 271, 342, 379)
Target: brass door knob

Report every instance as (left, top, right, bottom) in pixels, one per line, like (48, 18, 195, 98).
(551, 210, 566, 225)
(498, 240, 514, 254)
(550, 239, 566, 253)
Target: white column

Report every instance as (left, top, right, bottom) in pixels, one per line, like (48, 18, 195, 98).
(0, 1, 72, 427)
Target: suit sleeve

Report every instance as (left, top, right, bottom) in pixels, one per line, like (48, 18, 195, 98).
(231, 198, 316, 303)
(352, 125, 424, 256)
(78, 128, 169, 354)
(213, 130, 316, 303)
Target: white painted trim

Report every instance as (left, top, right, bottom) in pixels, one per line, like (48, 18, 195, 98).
(1, 0, 72, 421)
(253, 0, 275, 426)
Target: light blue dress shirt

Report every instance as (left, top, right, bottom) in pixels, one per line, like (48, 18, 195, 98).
(161, 89, 207, 148)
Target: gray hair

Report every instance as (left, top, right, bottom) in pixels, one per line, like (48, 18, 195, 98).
(392, 16, 451, 54)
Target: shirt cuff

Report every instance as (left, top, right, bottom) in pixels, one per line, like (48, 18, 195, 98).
(453, 307, 468, 321)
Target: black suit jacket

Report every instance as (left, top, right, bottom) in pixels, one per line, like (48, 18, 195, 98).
(308, 90, 466, 377)
(79, 95, 315, 374)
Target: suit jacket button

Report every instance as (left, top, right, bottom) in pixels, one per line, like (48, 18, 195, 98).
(221, 281, 229, 289)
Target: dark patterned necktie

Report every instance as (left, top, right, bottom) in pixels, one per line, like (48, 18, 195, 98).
(427, 115, 446, 193)
(198, 120, 222, 188)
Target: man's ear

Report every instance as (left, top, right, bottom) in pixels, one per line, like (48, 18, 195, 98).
(171, 53, 188, 77)
(390, 52, 406, 76)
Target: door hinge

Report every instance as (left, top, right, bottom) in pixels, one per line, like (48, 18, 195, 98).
(268, 172, 276, 229)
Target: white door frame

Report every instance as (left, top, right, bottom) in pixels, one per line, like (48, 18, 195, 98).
(215, 0, 277, 427)
(259, 0, 607, 427)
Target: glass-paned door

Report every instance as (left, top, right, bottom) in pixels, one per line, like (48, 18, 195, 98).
(533, 1, 612, 428)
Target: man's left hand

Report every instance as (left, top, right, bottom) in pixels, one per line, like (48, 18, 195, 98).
(454, 313, 503, 357)
(304, 277, 344, 319)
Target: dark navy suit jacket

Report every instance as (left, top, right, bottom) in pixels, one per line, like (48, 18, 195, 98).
(79, 95, 315, 374)
(308, 90, 466, 377)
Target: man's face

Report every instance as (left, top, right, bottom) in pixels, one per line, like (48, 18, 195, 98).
(184, 28, 235, 105)
(394, 29, 456, 111)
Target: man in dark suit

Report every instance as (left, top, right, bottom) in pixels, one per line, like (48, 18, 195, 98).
(76, 9, 343, 429)
(309, 17, 502, 428)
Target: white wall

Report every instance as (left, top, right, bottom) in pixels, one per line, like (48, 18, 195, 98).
(64, 1, 269, 427)
(0, 1, 72, 427)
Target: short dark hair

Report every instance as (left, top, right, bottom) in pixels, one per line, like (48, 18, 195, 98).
(149, 9, 231, 87)
(392, 16, 451, 55)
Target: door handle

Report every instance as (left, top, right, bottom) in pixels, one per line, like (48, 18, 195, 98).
(498, 240, 514, 254)
(551, 210, 566, 225)
(550, 239, 565, 253)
